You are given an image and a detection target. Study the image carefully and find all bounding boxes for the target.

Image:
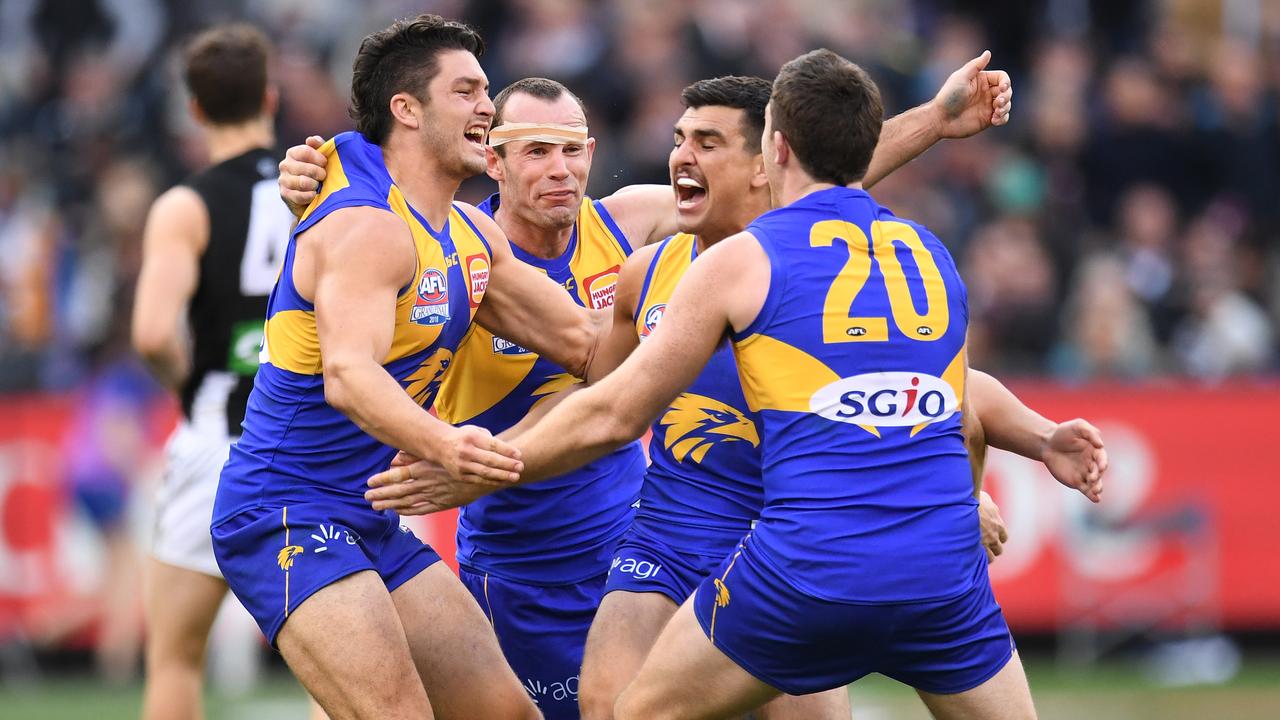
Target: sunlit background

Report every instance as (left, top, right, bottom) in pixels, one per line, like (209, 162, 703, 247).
(1, 0, 1278, 718)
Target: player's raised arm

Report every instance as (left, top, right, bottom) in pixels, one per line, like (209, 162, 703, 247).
(132, 186, 208, 390)
(969, 369, 1106, 503)
(862, 51, 1012, 188)
(305, 206, 523, 484)
(458, 203, 608, 379)
(597, 184, 679, 247)
(513, 229, 768, 482)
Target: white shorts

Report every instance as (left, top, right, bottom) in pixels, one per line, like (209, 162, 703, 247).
(151, 422, 232, 578)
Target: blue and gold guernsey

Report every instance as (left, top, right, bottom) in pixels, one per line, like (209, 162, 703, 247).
(434, 193, 645, 585)
(213, 131, 493, 522)
(632, 233, 763, 547)
(732, 186, 981, 604)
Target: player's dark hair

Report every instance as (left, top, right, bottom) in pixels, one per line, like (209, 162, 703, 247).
(770, 49, 883, 185)
(350, 14, 486, 145)
(680, 76, 772, 153)
(183, 24, 272, 125)
(490, 77, 587, 157)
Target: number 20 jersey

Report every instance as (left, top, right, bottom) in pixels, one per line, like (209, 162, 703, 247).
(731, 186, 982, 604)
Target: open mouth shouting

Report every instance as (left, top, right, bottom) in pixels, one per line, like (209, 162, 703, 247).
(675, 176, 707, 212)
(464, 124, 488, 146)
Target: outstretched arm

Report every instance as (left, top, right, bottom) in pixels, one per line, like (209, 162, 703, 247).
(512, 232, 767, 481)
(969, 369, 1106, 503)
(862, 51, 1012, 188)
(368, 230, 768, 514)
(458, 204, 609, 381)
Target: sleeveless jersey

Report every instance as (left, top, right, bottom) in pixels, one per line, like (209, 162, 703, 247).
(434, 193, 645, 585)
(180, 147, 293, 437)
(214, 132, 493, 522)
(632, 233, 763, 548)
(732, 187, 981, 604)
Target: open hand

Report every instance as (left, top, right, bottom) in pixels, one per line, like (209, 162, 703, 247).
(1042, 418, 1107, 503)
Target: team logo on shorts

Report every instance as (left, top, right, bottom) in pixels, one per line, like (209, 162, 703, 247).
(411, 267, 450, 326)
(610, 556, 663, 580)
(809, 372, 958, 427)
(658, 393, 759, 463)
(639, 303, 666, 340)
(523, 675, 579, 705)
(310, 524, 358, 552)
(466, 253, 490, 308)
(583, 266, 620, 309)
(277, 545, 303, 571)
(713, 578, 731, 607)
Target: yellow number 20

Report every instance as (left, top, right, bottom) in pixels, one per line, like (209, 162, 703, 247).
(808, 219, 950, 343)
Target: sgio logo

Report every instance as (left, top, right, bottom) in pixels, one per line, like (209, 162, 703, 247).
(809, 372, 958, 427)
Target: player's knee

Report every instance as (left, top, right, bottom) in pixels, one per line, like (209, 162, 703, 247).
(145, 627, 209, 670)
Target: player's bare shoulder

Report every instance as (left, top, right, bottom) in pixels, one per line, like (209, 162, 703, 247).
(597, 184, 676, 246)
(145, 185, 211, 252)
(293, 206, 417, 299)
(696, 230, 772, 333)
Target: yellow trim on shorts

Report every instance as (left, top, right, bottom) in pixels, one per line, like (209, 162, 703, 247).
(481, 568, 496, 625)
(283, 506, 291, 618)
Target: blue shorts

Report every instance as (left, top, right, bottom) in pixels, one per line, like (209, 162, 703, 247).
(211, 501, 441, 645)
(604, 525, 728, 605)
(692, 537, 1015, 696)
(459, 567, 604, 720)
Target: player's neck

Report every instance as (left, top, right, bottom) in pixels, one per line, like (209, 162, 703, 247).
(203, 118, 273, 165)
(382, 135, 463, 231)
(697, 194, 771, 251)
(492, 202, 573, 260)
(775, 171, 848, 207)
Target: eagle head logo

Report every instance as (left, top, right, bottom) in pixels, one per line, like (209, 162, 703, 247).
(403, 348, 454, 406)
(659, 393, 759, 464)
(277, 545, 304, 571)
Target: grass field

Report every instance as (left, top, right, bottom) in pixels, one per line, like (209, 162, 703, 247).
(3, 656, 1278, 719)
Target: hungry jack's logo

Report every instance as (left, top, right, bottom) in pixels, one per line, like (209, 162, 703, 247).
(583, 266, 620, 309)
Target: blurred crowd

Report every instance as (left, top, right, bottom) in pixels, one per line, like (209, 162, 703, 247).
(1, 0, 1279, 391)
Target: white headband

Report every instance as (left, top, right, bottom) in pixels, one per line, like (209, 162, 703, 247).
(487, 122, 589, 147)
